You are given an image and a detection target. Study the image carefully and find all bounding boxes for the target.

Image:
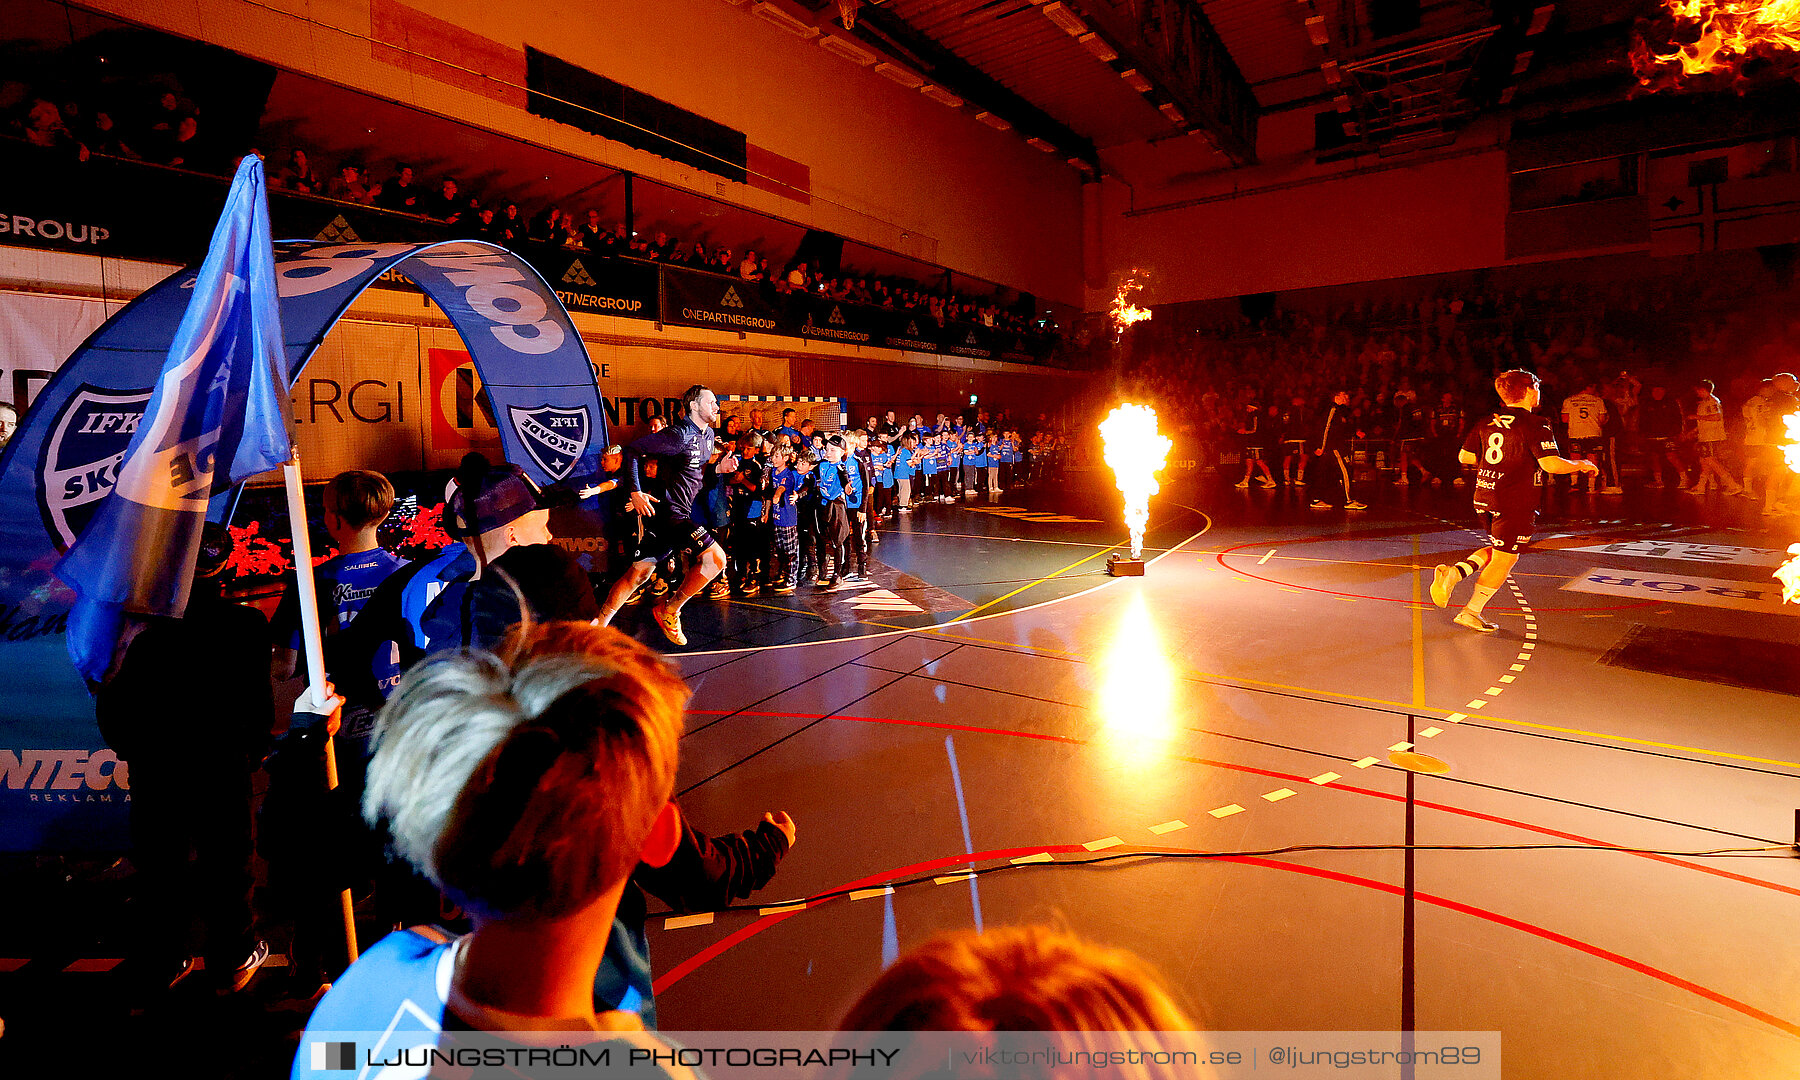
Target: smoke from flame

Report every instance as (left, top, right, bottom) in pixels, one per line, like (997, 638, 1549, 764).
(1778, 411, 1800, 603)
(1111, 274, 1152, 339)
(1634, 0, 1800, 88)
(1100, 403, 1172, 560)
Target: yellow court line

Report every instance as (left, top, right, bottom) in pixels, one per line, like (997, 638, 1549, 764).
(928, 628, 1800, 772)
(956, 539, 1128, 622)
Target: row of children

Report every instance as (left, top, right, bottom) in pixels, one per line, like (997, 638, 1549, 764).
(607, 418, 1045, 604)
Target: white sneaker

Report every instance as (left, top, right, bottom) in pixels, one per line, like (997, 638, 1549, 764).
(1430, 565, 1452, 609)
(1452, 477, 1465, 486)
(1235, 478, 1251, 488)
(1258, 477, 1277, 488)
(1345, 501, 1368, 511)
(1393, 477, 1409, 486)
(1602, 486, 1622, 494)
(1454, 611, 1499, 633)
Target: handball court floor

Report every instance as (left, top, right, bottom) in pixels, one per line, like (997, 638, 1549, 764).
(633, 471, 1800, 1079)
(4, 469, 1800, 1078)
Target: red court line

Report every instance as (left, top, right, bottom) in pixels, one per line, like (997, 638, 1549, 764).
(1211, 532, 1656, 614)
(654, 844, 1800, 1039)
(652, 844, 1086, 994)
(1221, 856, 1800, 1039)
(688, 708, 1082, 745)
(689, 709, 1797, 901)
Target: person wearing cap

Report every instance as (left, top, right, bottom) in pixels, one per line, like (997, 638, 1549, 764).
(95, 521, 275, 999)
(595, 385, 738, 646)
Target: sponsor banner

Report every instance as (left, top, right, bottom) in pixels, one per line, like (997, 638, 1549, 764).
(793, 296, 877, 346)
(940, 320, 996, 359)
(660, 265, 789, 334)
(0, 239, 603, 850)
(1561, 567, 1796, 617)
(1560, 540, 1792, 568)
(545, 252, 657, 320)
(878, 310, 942, 353)
(0, 143, 443, 264)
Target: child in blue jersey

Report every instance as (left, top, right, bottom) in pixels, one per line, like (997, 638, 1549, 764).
(919, 432, 941, 502)
(768, 448, 802, 594)
(814, 436, 857, 586)
(892, 432, 919, 512)
(873, 439, 897, 520)
(983, 430, 1003, 498)
(794, 450, 822, 584)
(845, 430, 873, 577)
(294, 623, 793, 1076)
(963, 430, 988, 498)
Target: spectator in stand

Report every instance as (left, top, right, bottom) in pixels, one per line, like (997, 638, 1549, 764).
(524, 205, 558, 246)
(375, 163, 422, 213)
(472, 205, 503, 245)
(425, 177, 464, 224)
(139, 89, 184, 163)
(277, 148, 322, 194)
(561, 214, 585, 249)
(21, 98, 89, 163)
(325, 162, 376, 205)
(740, 249, 763, 281)
(786, 262, 809, 292)
(0, 401, 18, 451)
(498, 202, 523, 248)
(165, 113, 213, 171)
(86, 109, 134, 158)
(581, 209, 607, 251)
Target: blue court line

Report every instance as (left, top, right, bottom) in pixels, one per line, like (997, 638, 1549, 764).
(945, 735, 985, 933)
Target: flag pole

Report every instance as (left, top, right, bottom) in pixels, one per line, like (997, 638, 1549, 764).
(281, 448, 359, 964)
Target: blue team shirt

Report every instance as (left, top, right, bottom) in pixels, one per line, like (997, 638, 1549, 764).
(892, 447, 917, 480)
(293, 928, 695, 1079)
(770, 467, 800, 528)
(874, 447, 896, 488)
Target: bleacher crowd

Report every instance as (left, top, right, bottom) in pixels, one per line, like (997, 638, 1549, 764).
(1118, 274, 1800, 515)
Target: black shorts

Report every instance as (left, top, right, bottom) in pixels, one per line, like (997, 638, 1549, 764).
(1242, 446, 1268, 461)
(1481, 509, 1536, 555)
(1568, 437, 1604, 455)
(1282, 440, 1307, 455)
(629, 512, 716, 565)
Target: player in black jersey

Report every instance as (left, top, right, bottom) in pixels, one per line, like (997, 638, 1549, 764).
(596, 384, 738, 646)
(1431, 370, 1598, 633)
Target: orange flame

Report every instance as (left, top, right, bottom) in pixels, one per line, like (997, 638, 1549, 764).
(1111, 274, 1152, 337)
(1100, 403, 1172, 560)
(1634, 0, 1800, 87)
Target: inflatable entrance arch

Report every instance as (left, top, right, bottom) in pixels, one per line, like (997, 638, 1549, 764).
(0, 239, 608, 850)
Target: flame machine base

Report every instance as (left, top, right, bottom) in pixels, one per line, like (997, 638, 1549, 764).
(1106, 555, 1146, 577)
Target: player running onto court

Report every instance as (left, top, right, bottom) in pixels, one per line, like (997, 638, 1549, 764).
(597, 384, 738, 647)
(1433, 370, 1599, 633)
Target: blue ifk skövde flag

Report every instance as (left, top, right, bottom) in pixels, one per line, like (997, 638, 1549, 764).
(55, 155, 292, 682)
